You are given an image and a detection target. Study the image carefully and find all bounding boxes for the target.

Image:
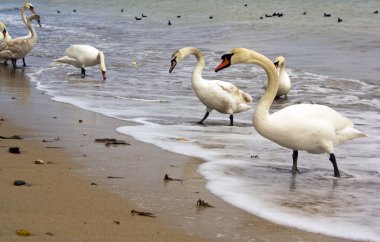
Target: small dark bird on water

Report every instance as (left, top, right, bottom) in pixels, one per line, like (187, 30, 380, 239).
(338, 17, 343, 22)
(177, 15, 181, 18)
(374, 10, 378, 14)
(324, 13, 331, 17)
(142, 14, 147, 18)
(303, 11, 307, 15)
(73, 9, 76, 12)
(121, 9, 123, 12)
(57, 10, 60, 13)
(168, 20, 172, 25)
(135, 16, 141, 20)
(209, 15, 213, 19)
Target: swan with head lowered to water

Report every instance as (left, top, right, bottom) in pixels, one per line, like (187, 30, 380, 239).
(169, 47, 252, 126)
(215, 48, 367, 177)
(274, 56, 291, 98)
(0, 14, 41, 68)
(53, 44, 107, 80)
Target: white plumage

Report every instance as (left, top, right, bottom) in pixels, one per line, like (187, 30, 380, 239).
(169, 47, 252, 126)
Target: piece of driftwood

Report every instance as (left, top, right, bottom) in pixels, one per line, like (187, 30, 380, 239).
(163, 173, 182, 182)
(0, 135, 22, 139)
(130, 210, 156, 218)
(196, 199, 214, 208)
(95, 138, 130, 147)
(106, 176, 124, 179)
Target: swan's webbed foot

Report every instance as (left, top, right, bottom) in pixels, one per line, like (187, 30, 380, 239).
(291, 150, 300, 174)
(229, 115, 233, 126)
(22, 58, 26, 67)
(329, 153, 340, 178)
(197, 111, 209, 125)
(81, 68, 86, 78)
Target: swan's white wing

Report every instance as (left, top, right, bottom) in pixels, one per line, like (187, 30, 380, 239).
(212, 80, 253, 102)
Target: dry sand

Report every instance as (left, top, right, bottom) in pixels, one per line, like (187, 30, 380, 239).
(0, 65, 350, 241)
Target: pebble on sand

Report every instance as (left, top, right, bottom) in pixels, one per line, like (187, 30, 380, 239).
(14, 180, 26, 186)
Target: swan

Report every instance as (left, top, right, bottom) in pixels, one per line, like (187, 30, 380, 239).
(2, 3, 37, 66)
(0, 22, 12, 43)
(0, 14, 41, 68)
(169, 47, 252, 126)
(53, 45, 107, 80)
(274, 56, 291, 98)
(215, 48, 367, 177)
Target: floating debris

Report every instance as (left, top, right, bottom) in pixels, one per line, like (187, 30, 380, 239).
(250, 154, 259, 158)
(45, 232, 55, 236)
(163, 173, 182, 182)
(95, 138, 130, 147)
(131, 210, 156, 218)
(196, 199, 214, 208)
(106, 176, 124, 179)
(42, 137, 60, 142)
(16, 229, 32, 236)
(14, 180, 26, 186)
(34, 159, 44, 165)
(8, 147, 20, 154)
(0, 135, 22, 139)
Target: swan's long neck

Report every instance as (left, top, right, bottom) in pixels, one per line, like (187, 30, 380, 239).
(26, 17, 37, 43)
(21, 5, 32, 36)
(279, 61, 285, 81)
(242, 50, 279, 128)
(99, 51, 106, 71)
(181, 47, 205, 84)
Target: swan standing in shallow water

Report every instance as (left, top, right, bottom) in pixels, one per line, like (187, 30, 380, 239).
(53, 45, 107, 80)
(215, 48, 367, 177)
(169, 47, 252, 126)
(0, 14, 41, 68)
(274, 56, 291, 98)
(1, 3, 37, 66)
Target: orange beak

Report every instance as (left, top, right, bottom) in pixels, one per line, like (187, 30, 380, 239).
(215, 59, 230, 72)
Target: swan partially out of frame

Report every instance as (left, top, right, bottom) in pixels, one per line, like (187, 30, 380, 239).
(169, 47, 252, 126)
(215, 48, 367, 177)
(274, 56, 291, 98)
(0, 14, 41, 68)
(53, 44, 107, 80)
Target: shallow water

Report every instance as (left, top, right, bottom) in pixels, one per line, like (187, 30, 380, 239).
(1, 0, 380, 240)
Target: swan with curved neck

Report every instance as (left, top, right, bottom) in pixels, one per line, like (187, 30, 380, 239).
(1, 3, 37, 66)
(0, 22, 12, 43)
(0, 14, 41, 68)
(274, 56, 291, 98)
(215, 48, 367, 177)
(169, 47, 252, 126)
(53, 45, 107, 80)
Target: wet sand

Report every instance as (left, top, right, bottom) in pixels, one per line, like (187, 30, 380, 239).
(0, 65, 350, 241)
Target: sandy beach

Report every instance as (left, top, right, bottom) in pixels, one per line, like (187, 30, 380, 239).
(0, 64, 352, 241)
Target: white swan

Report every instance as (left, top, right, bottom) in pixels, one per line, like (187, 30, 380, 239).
(1, 3, 37, 66)
(0, 22, 12, 43)
(274, 56, 291, 98)
(53, 45, 107, 80)
(0, 14, 41, 68)
(215, 48, 367, 177)
(169, 47, 252, 126)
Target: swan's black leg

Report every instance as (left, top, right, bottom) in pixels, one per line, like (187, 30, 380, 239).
(3, 60, 8, 66)
(292, 150, 300, 174)
(81, 68, 86, 78)
(11, 59, 17, 69)
(197, 111, 209, 124)
(22, 58, 26, 67)
(329, 153, 340, 178)
(229, 115, 233, 126)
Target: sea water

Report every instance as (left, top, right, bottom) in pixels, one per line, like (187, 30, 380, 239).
(1, 0, 379, 240)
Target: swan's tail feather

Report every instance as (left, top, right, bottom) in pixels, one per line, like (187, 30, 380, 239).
(53, 56, 76, 64)
(335, 127, 367, 146)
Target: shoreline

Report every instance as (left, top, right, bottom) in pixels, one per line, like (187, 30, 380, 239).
(0, 65, 351, 241)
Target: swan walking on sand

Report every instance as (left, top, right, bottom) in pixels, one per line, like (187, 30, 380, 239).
(215, 48, 367, 177)
(0, 14, 41, 69)
(274, 56, 291, 98)
(169, 47, 252, 126)
(53, 45, 107, 80)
